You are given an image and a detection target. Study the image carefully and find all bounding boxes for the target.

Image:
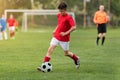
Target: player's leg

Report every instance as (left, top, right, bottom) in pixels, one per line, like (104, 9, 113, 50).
(96, 24, 102, 45)
(37, 45, 56, 71)
(37, 38, 57, 71)
(9, 27, 12, 38)
(9, 26, 15, 39)
(101, 24, 107, 45)
(0, 31, 3, 40)
(10, 31, 14, 39)
(44, 45, 56, 62)
(60, 42, 80, 69)
(64, 51, 80, 69)
(11, 26, 15, 38)
(44, 38, 58, 62)
(3, 27, 8, 40)
(102, 33, 106, 45)
(3, 31, 8, 40)
(96, 33, 102, 45)
(0, 28, 3, 40)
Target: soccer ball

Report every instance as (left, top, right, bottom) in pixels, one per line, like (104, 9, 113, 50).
(40, 62, 52, 72)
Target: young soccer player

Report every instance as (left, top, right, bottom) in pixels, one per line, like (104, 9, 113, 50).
(93, 5, 109, 45)
(0, 14, 8, 40)
(37, 2, 80, 70)
(7, 14, 15, 39)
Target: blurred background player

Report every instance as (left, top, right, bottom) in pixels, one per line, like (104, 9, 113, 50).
(93, 5, 109, 46)
(0, 14, 8, 40)
(7, 14, 15, 39)
(37, 2, 80, 71)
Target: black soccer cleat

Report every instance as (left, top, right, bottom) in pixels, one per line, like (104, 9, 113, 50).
(74, 57, 80, 69)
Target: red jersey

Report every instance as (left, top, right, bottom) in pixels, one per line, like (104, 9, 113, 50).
(54, 13, 75, 42)
(8, 18, 15, 27)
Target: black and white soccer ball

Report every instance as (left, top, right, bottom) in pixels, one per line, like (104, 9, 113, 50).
(40, 62, 52, 72)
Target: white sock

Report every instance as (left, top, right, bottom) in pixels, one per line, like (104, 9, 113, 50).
(0, 32, 3, 40)
(3, 31, 8, 40)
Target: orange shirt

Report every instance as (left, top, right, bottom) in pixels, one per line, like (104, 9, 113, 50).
(14, 20, 18, 27)
(93, 11, 108, 24)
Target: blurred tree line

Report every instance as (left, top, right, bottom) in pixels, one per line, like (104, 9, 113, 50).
(0, 0, 120, 27)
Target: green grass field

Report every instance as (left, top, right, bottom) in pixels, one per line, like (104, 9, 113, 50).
(0, 28, 120, 80)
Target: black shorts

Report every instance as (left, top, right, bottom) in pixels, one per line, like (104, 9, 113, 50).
(97, 23, 107, 34)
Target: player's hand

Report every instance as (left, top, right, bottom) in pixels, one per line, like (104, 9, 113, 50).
(53, 30, 55, 34)
(96, 24, 98, 28)
(94, 21, 98, 24)
(60, 32, 67, 36)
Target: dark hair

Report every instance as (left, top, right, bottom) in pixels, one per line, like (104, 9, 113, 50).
(58, 2, 67, 10)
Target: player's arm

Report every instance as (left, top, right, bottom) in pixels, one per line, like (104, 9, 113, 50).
(93, 12, 98, 24)
(60, 26, 76, 36)
(60, 16, 76, 36)
(93, 12, 99, 28)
